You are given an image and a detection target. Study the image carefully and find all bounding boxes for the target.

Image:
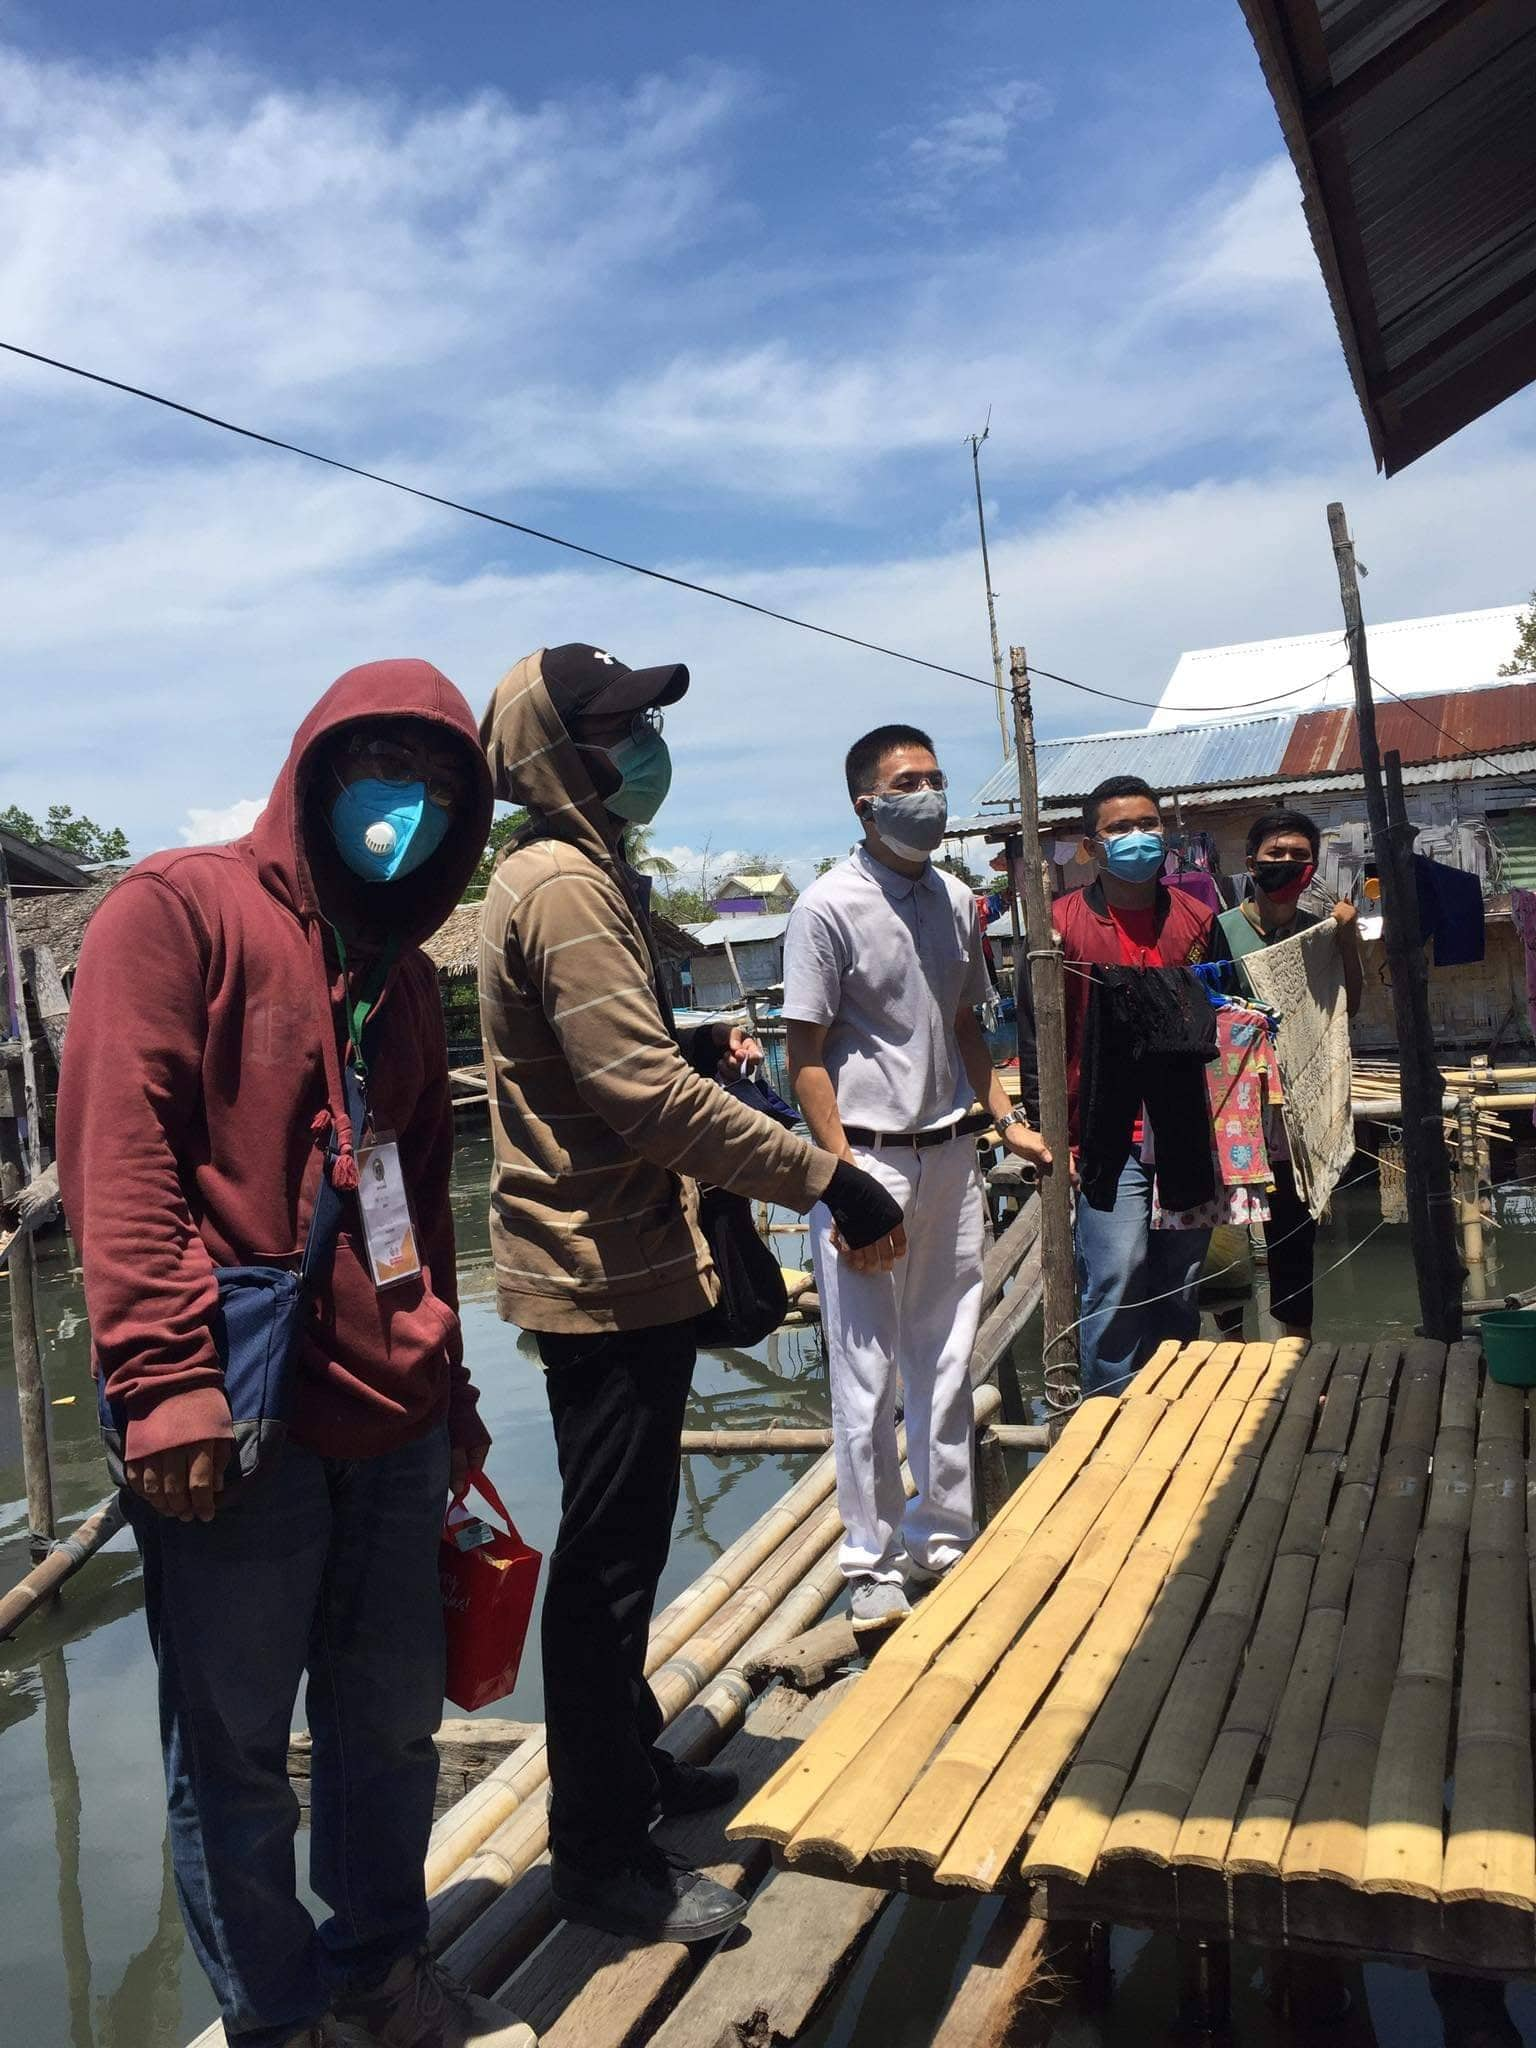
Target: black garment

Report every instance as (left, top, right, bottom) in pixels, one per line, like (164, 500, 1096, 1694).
(537, 1320, 697, 1876)
(1078, 966, 1218, 1215)
(1263, 1159, 1317, 1331)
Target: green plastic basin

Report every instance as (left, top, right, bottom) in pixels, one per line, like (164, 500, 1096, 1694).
(1482, 1309, 1536, 1387)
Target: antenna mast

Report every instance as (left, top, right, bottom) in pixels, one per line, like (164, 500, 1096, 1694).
(967, 411, 1011, 758)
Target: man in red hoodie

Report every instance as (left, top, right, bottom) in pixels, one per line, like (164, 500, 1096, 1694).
(57, 664, 531, 2048)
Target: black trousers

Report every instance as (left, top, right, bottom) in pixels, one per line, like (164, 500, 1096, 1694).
(1079, 966, 1217, 1215)
(536, 1319, 697, 1876)
(1263, 1159, 1317, 1331)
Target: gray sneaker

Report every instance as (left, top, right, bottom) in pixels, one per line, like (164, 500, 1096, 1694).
(849, 1578, 911, 1631)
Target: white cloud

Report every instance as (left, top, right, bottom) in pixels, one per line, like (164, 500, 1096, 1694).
(180, 799, 265, 844)
(900, 78, 1053, 216)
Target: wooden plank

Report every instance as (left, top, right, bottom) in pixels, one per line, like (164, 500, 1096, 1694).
(796, 1349, 1249, 1872)
(934, 1349, 1278, 1890)
(288, 1719, 540, 1822)
(1025, 1341, 1328, 1881)
(643, 1866, 889, 2048)
(1360, 1340, 1480, 1897)
(1441, 1370, 1536, 1912)
(492, 1679, 859, 2045)
(729, 1393, 1137, 1850)
(1227, 1344, 1407, 1881)
(1282, 1340, 1447, 1891)
(1052, 1342, 1340, 1876)
(929, 1901, 1055, 2048)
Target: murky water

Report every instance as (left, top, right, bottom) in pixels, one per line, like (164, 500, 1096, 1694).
(3, 1138, 1535, 2047)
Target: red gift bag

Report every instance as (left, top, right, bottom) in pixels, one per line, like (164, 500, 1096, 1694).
(439, 1471, 543, 1711)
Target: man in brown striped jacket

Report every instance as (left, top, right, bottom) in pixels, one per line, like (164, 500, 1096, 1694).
(477, 645, 903, 1947)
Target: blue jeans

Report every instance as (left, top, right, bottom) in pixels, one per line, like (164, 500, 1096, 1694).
(128, 1425, 450, 2046)
(1074, 1152, 1210, 1399)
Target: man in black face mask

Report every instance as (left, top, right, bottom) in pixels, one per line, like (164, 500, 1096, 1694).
(784, 725, 1051, 1629)
(1218, 809, 1362, 1336)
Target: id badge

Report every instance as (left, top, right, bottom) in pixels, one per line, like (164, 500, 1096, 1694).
(354, 1130, 423, 1289)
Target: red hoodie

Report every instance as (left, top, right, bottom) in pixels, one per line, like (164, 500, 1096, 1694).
(57, 659, 495, 1463)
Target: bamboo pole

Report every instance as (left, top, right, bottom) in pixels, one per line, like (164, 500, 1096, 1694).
(1455, 1090, 1485, 1271)
(1328, 503, 1460, 1341)
(0, 1495, 125, 1640)
(680, 1428, 832, 1455)
(1008, 646, 1078, 1420)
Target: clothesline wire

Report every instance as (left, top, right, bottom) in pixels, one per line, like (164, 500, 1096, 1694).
(0, 338, 1368, 725)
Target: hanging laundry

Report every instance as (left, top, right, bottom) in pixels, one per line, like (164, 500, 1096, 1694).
(1511, 889, 1536, 1038)
(1077, 966, 1217, 1214)
(1413, 855, 1485, 967)
(1236, 920, 1354, 1218)
(1149, 1006, 1281, 1230)
(1166, 869, 1224, 916)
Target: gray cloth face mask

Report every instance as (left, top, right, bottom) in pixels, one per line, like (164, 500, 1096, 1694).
(865, 787, 949, 860)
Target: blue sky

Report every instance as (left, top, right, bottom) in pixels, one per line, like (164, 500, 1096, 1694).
(4, 0, 1535, 881)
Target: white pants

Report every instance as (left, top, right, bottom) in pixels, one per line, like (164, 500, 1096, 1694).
(811, 1134, 986, 1583)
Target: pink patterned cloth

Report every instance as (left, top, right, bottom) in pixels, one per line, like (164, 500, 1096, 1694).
(1149, 1007, 1282, 1229)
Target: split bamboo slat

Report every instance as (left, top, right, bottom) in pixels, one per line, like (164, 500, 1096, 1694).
(732, 1334, 1536, 1975)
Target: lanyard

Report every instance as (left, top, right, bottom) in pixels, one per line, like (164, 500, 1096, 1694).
(331, 931, 398, 1087)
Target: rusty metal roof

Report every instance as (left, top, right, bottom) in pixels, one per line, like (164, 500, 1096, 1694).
(1282, 678, 1536, 775)
(1238, 0, 1536, 473)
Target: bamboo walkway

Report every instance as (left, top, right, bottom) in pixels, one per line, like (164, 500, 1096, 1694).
(732, 1334, 1536, 1980)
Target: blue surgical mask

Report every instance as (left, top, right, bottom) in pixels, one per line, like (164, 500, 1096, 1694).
(606, 730, 672, 825)
(1098, 829, 1165, 882)
(329, 777, 451, 882)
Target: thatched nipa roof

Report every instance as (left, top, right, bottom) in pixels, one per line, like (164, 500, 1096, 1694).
(424, 897, 693, 978)
(11, 874, 121, 976)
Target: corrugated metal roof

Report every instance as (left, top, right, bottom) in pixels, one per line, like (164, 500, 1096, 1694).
(1282, 680, 1536, 777)
(1027, 748, 1536, 824)
(682, 913, 793, 949)
(1149, 605, 1524, 727)
(972, 711, 1297, 811)
(1238, 0, 1536, 474)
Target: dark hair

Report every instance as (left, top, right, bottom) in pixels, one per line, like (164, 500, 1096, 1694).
(1246, 808, 1320, 860)
(1082, 774, 1160, 836)
(845, 723, 935, 801)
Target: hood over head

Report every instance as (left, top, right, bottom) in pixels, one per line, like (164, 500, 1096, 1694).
(480, 647, 650, 872)
(241, 658, 492, 1192)
(248, 658, 493, 948)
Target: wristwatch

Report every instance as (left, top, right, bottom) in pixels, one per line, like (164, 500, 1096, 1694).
(996, 1108, 1032, 1133)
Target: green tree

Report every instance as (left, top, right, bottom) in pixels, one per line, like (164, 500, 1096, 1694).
(464, 809, 529, 900)
(1498, 591, 1536, 677)
(938, 855, 986, 891)
(0, 802, 130, 863)
(814, 855, 839, 876)
(622, 823, 677, 879)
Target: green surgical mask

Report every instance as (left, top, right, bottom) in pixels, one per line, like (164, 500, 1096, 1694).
(605, 729, 672, 825)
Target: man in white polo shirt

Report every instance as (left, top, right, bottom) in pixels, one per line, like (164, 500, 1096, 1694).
(784, 723, 1053, 1627)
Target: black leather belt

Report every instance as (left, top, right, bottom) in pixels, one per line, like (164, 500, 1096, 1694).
(841, 1111, 993, 1151)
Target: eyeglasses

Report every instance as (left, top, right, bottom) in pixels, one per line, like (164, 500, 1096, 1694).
(342, 734, 463, 810)
(880, 768, 947, 795)
(1097, 817, 1162, 840)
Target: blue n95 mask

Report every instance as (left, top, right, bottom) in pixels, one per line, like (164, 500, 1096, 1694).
(1097, 829, 1166, 883)
(605, 730, 673, 825)
(329, 777, 451, 882)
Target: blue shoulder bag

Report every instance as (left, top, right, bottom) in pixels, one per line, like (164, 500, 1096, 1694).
(98, 1064, 358, 1492)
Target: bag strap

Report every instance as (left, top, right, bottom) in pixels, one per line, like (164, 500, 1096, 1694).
(465, 1469, 515, 1529)
(299, 1057, 364, 1292)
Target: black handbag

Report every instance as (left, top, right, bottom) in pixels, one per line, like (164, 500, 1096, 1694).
(693, 1070, 795, 1348)
(693, 1185, 789, 1349)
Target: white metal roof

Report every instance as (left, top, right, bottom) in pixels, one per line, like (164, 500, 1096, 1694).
(682, 913, 793, 950)
(1148, 604, 1527, 730)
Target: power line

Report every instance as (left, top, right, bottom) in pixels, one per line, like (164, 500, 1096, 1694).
(0, 336, 1356, 725)
(1367, 670, 1529, 783)
(1025, 657, 1351, 715)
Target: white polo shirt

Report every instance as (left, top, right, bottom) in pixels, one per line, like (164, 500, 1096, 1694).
(781, 847, 991, 1133)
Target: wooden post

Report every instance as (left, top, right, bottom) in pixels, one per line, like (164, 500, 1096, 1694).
(1327, 504, 1462, 1342)
(1010, 646, 1080, 1418)
(2, 1161, 57, 1562)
